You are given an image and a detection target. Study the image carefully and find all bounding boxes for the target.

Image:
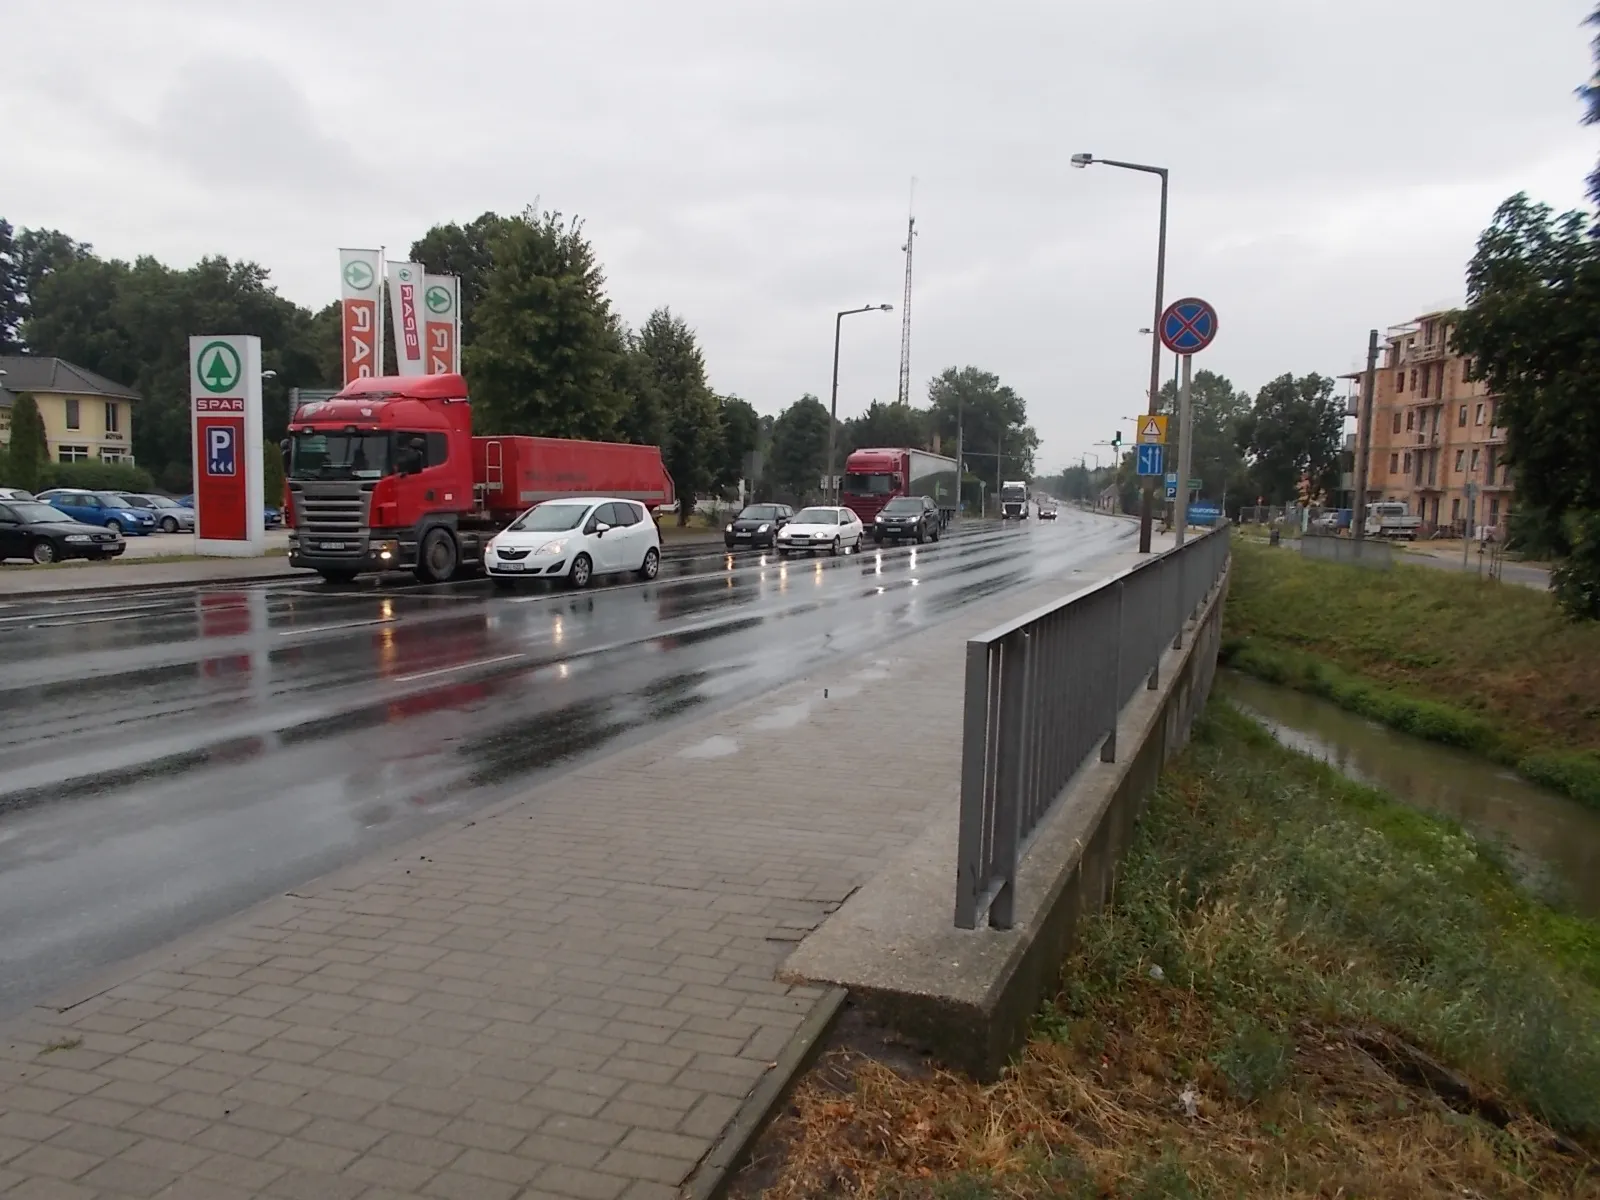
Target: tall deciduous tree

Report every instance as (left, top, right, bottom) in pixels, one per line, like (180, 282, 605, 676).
(635, 308, 721, 523)
(844, 399, 929, 455)
(1453, 193, 1600, 618)
(410, 211, 510, 347)
(1159, 369, 1253, 506)
(1236, 373, 1343, 504)
(464, 208, 627, 440)
(1582, 5, 1600, 208)
(0, 220, 22, 352)
(926, 366, 1039, 489)
(7, 393, 48, 491)
(767, 395, 832, 503)
(716, 395, 761, 492)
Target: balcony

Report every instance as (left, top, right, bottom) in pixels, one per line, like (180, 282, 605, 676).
(1343, 433, 1357, 451)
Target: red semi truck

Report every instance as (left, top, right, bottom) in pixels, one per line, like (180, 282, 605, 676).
(285, 373, 675, 583)
(841, 447, 960, 528)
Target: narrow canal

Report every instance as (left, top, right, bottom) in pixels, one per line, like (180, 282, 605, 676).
(1220, 670, 1600, 917)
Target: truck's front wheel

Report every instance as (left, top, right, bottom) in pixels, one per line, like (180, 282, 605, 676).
(415, 528, 459, 584)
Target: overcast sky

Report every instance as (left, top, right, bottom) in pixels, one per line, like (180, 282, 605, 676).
(7, 0, 1596, 469)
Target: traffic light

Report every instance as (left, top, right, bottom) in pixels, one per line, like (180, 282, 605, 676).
(1111, 431, 1122, 451)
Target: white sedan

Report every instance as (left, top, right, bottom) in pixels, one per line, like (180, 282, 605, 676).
(485, 497, 662, 589)
(775, 506, 864, 556)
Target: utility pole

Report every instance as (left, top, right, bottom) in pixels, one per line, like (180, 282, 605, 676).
(1174, 354, 1194, 547)
(1352, 328, 1378, 543)
(897, 180, 916, 408)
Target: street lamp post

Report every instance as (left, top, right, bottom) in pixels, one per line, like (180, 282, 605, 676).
(826, 304, 893, 502)
(1072, 153, 1168, 553)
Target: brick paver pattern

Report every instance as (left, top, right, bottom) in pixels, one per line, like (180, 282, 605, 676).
(0, 535, 1145, 1199)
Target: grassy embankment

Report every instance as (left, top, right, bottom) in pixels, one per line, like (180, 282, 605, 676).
(740, 707, 1600, 1198)
(1221, 536, 1600, 809)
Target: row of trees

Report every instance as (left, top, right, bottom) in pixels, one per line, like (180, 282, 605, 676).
(1034, 370, 1344, 517)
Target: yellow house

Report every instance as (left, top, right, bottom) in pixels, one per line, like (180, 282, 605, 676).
(0, 356, 140, 465)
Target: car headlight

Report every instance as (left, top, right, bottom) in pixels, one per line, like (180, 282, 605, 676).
(65, 534, 91, 543)
(757, 523, 770, 533)
(536, 539, 567, 555)
(726, 524, 734, 533)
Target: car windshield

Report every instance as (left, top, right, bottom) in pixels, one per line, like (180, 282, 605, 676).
(844, 472, 895, 495)
(143, 496, 180, 509)
(9, 502, 70, 524)
(118, 495, 155, 508)
(882, 497, 922, 513)
(507, 502, 590, 533)
(93, 493, 130, 508)
(737, 505, 779, 520)
(793, 508, 839, 525)
(290, 432, 390, 480)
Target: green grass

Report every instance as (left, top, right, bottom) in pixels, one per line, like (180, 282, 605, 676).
(1054, 706, 1600, 1137)
(1223, 536, 1600, 809)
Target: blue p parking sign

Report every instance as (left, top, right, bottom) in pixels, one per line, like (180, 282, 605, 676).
(207, 426, 237, 476)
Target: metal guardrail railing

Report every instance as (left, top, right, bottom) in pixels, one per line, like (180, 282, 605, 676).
(954, 526, 1231, 929)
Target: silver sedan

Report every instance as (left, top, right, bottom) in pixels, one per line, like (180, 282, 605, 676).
(119, 493, 196, 533)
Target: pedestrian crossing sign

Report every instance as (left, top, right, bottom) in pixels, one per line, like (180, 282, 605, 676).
(1138, 415, 1168, 444)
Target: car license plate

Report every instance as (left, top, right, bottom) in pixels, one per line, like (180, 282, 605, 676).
(498, 562, 525, 572)
(735, 532, 750, 538)
(319, 541, 346, 551)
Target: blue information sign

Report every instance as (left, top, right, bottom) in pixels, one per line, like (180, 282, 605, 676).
(1159, 297, 1219, 355)
(1164, 480, 1178, 500)
(1136, 444, 1164, 476)
(1187, 503, 1222, 526)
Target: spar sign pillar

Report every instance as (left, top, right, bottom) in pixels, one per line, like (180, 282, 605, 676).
(1158, 297, 1219, 547)
(189, 335, 265, 556)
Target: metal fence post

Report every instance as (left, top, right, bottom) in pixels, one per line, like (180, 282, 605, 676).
(989, 631, 1030, 931)
(1147, 560, 1161, 691)
(1172, 546, 1186, 650)
(1102, 581, 1123, 763)
(953, 640, 992, 930)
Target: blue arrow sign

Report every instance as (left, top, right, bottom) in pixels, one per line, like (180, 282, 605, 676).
(1136, 444, 1164, 476)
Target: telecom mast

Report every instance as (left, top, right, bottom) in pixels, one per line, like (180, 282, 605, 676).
(896, 179, 917, 407)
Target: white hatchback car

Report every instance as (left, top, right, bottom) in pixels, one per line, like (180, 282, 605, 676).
(775, 505, 865, 556)
(485, 497, 662, 589)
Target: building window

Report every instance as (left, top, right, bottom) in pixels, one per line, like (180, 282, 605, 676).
(58, 444, 90, 462)
(1475, 403, 1485, 425)
(1490, 498, 1501, 525)
(1389, 453, 1399, 474)
(1410, 369, 1418, 392)
(1396, 370, 1405, 392)
(1458, 404, 1467, 427)
(1462, 359, 1472, 384)
(1451, 498, 1461, 522)
(105, 402, 120, 433)
(1405, 410, 1415, 432)
(1471, 448, 1481, 471)
(1392, 412, 1402, 434)
(99, 449, 127, 464)
(65, 398, 80, 430)
(1455, 449, 1465, 472)
(1421, 365, 1431, 398)
(1403, 452, 1412, 472)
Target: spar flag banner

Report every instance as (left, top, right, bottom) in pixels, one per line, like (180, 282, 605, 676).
(386, 262, 427, 377)
(422, 274, 460, 374)
(338, 249, 382, 385)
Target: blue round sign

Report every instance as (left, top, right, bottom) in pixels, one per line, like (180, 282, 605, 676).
(1160, 297, 1218, 354)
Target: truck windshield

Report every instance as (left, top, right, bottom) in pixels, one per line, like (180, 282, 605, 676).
(290, 432, 389, 481)
(844, 473, 896, 495)
(507, 502, 590, 533)
(1001, 486, 1026, 501)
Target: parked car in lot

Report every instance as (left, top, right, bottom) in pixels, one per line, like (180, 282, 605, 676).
(871, 495, 942, 545)
(37, 489, 157, 536)
(115, 493, 195, 533)
(175, 495, 285, 529)
(724, 503, 793, 550)
(0, 500, 125, 563)
(485, 497, 661, 590)
(0, 487, 36, 502)
(776, 506, 865, 556)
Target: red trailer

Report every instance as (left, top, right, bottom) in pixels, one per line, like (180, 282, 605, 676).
(841, 447, 959, 527)
(285, 374, 675, 583)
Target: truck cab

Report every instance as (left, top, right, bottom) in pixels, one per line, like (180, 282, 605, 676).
(1000, 481, 1028, 520)
(287, 374, 476, 583)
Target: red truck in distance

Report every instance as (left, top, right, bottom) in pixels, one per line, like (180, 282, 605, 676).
(841, 447, 960, 529)
(285, 373, 675, 584)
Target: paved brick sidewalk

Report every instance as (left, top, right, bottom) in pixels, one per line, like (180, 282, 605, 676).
(0, 533, 1154, 1200)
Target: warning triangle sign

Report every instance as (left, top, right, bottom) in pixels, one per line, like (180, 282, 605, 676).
(1141, 416, 1164, 440)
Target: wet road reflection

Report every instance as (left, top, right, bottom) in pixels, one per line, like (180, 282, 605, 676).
(0, 514, 1133, 1014)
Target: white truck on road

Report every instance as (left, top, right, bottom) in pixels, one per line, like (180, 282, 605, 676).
(1000, 481, 1029, 520)
(1364, 501, 1422, 540)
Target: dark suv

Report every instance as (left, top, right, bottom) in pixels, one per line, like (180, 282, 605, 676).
(872, 495, 941, 545)
(724, 503, 793, 550)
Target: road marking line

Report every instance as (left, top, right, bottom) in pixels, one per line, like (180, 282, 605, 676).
(393, 653, 524, 684)
(278, 617, 395, 637)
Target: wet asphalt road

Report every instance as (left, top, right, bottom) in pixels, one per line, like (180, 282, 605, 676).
(0, 512, 1135, 1016)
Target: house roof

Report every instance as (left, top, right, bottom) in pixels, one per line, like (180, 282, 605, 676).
(0, 356, 140, 401)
